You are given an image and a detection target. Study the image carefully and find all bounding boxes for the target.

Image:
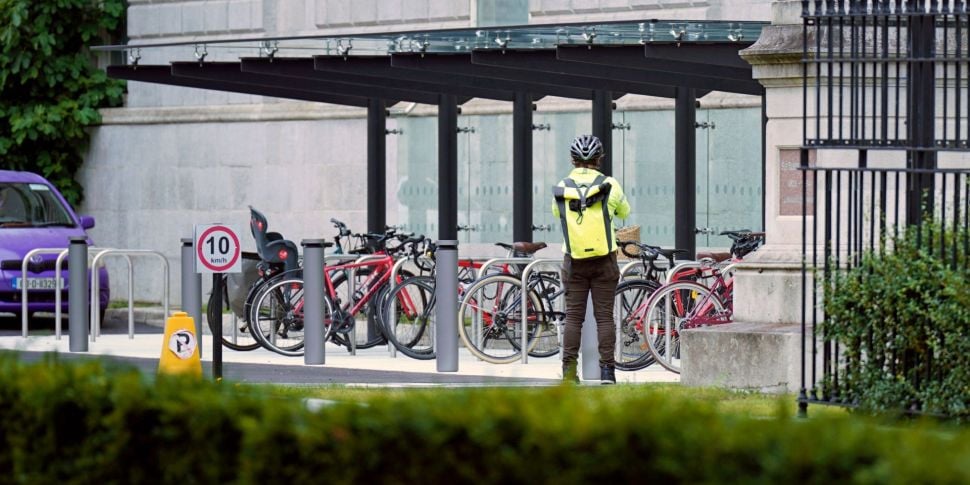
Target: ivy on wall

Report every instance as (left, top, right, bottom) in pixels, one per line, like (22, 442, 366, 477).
(0, 0, 126, 206)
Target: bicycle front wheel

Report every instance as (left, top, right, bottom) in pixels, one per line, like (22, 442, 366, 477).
(381, 276, 436, 360)
(613, 279, 660, 371)
(643, 281, 726, 374)
(248, 277, 334, 357)
(207, 275, 261, 351)
(457, 274, 543, 364)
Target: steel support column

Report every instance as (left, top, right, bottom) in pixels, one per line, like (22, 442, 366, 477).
(592, 90, 613, 176)
(513, 92, 533, 242)
(438, 94, 459, 241)
(367, 98, 387, 234)
(675, 87, 697, 259)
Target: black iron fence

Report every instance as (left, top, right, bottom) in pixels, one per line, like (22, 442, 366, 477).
(800, 1, 970, 415)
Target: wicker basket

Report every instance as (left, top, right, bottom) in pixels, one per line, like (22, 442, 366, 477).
(615, 225, 641, 260)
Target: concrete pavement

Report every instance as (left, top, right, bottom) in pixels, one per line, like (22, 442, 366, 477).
(0, 312, 681, 386)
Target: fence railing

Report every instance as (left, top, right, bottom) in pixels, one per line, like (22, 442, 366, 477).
(799, 165, 968, 411)
(801, 1, 970, 416)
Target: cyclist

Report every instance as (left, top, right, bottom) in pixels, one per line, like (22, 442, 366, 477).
(552, 134, 630, 384)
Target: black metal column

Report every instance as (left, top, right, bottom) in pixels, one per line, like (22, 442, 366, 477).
(367, 98, 387, 233)
(907, 13, 937, 226)
(438, 94, 459, 240)
(675, 87, 698, 258)
(592, 89, 613, 176)
(513, 91, 533, 242)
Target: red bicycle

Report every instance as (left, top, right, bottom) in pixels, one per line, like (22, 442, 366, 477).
(247, 229, 425, 356)
(634, 230, 764, 373)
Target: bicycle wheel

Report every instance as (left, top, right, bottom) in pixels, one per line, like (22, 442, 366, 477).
(457, 274, 543, 364)
(507, 273, 561, 359)
(329, 267, 414, 350)
(206, 275, 261, 351)
(643, 281, 726, 374)
(613, 279, 660, 371)
(381, 276, 436, 360)
(248, 277, 334, 357)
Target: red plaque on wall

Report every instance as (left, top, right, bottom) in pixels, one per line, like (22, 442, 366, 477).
(779, 149, 816, 216)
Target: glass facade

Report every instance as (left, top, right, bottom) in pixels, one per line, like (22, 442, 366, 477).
(395, 105, 762, 250)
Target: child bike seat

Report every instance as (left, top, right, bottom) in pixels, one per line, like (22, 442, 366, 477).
(249, 206, 299, 273)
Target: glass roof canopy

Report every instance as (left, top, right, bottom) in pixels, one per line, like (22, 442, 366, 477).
(93, 19, 766, 59)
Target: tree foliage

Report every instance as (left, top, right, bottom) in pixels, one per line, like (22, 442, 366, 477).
(0, 0, 125, 205)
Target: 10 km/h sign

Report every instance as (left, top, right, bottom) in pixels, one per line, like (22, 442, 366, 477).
(195, 224, 242, 273)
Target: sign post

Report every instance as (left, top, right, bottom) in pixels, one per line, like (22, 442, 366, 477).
(195, 224, 242, 380)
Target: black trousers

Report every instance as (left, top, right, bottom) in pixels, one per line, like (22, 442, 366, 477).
(561, 252, 619, 367)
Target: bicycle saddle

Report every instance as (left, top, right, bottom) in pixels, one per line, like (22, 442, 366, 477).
(496, 241, 547, 256)
(656, 248, 689, 260)
(249, 206, 299, 273)
(720, 230, 764, 240)
(695, 251, 732, 263)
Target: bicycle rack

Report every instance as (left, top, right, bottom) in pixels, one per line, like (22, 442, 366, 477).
(666, 261, 703, 284)
(477, 257, 533, 277)
(345, 254, 388, 356)
(90, 250, 169, 341)
(519, 258, 565, 364)
(19, 247, 116, 339)
(386, 256, 414, 358)
(54, 248, 116, 340)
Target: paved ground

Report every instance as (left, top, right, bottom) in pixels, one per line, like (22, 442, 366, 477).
(0, 312, 680, 386)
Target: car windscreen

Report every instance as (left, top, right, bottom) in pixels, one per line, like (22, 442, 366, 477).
(0, 182, 75, 228)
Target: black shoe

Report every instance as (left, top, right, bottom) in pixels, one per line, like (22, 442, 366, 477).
(562, 362, 579, 384)
(600, 364, 616, 385)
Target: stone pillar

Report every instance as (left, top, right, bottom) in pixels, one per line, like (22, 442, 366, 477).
(680, 0, 811, 393)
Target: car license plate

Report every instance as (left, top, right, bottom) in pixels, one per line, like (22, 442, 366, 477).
(12, 277, 64, 290)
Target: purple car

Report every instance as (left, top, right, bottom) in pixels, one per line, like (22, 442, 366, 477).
(0, 170, 109, 321)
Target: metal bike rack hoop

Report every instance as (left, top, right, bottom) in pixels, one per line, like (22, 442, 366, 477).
(53, 247, 114, 339)
(90, 249, 170, 340)
(666, 261, 702, 284)
(477, 257, 534, 278)
(519, 258, 564, 365)
(20, 247, 92, 338)
(386, 255, 416, 358)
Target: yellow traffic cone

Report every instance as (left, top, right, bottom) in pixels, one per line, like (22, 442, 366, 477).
(158, 311, 202, 377)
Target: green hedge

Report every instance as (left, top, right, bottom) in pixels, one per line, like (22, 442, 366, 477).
(824, 224, 970, 417)
(0, 355, 969, 484)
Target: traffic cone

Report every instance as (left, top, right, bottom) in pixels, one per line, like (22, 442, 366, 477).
(158, 311, 202, 377)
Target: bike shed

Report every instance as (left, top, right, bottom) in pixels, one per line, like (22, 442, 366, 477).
(96, 19, 767, 259)
(95, 20, 768, 372)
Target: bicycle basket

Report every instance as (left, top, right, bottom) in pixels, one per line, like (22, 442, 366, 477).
(615, 225, 640, 260)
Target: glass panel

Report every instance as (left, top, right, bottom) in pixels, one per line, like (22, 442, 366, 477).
(395, 116, 438, 237)
(696, 109, 711, 249)
(461, 114, 513, 244)
(704, 107, 764, 249)
(619, 110, 677, 247)
(533, 111, 591, 245)
(476, 0, 528, 27)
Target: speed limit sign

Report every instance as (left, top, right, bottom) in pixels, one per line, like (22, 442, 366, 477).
(195, 224, 242, 273)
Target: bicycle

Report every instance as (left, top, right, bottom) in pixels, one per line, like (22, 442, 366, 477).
(205, 206, 300, 351)
(380, 241, 562, 362)
(613, 241, 686, 371)
(640, 230, 765, 373)
(247, 225, 424, 356)
(456, 242, 564, 364)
